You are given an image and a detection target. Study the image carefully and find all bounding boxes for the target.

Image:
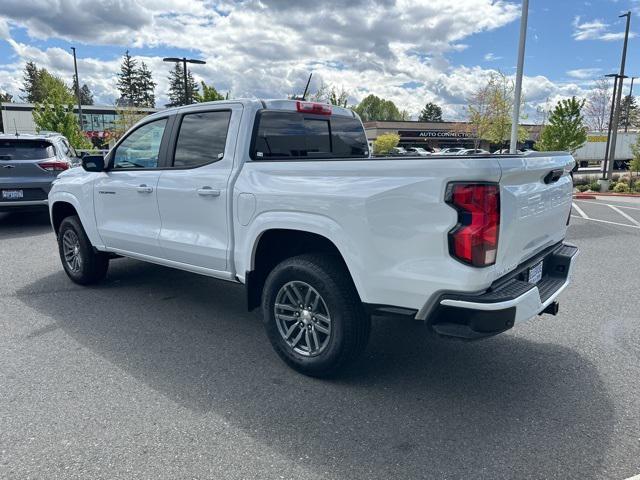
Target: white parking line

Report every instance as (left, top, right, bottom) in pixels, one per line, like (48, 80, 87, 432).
(572, 202, 589, 219)
(608, 204, 640, 226)
(575, 199, 640, 211)
(623, 474, 640, 480)
(571, 215, 640, 229)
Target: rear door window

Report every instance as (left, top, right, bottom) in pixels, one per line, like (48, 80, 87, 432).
(0, 140, 56, 160)
(172, 110, 231, 168)
(252, 111, 368, 160)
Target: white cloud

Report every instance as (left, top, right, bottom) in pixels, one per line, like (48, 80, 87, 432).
(572, 15, 635, 41)
(0, 0, 591, 119)
(566, 67, 602, 79)
(484, 53, 502, 61)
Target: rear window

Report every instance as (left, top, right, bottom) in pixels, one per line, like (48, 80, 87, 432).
(252, 111, 368, 160)
(0, 139, 56, 160)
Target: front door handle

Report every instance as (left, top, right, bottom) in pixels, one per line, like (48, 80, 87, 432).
(137, 184, 153, 193)
(197, 187, 221, 197)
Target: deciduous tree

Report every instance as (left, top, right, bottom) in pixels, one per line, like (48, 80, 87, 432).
(373, 132, 400, 155)
(537, 97, 587, 153)
(33, 97, 91, 149)
(194, 81, 225, 102)
(353, 94, 402, 122)
(584, 78, 611, 132)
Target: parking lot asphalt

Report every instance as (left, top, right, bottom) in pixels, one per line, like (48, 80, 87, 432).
(1, 203, 639, 480)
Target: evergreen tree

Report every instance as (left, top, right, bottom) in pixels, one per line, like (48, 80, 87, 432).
(20, 61, 45, 103)
(116, 50, 138, 106)
(418, 102, 444, 122)
(166, 62, 199, 107)
(136, 62, 156, 107)
(72, 78, 94, 105)
(80, 84, 94, 105)
(0, 91, 12, 102)
(620, 95, 638, 130)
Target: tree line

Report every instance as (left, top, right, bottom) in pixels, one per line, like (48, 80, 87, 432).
(7, 50, 638, 154)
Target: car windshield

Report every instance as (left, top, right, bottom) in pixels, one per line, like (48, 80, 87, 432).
(0, 139, 56, 160)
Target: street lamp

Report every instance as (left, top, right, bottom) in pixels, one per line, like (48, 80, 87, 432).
(70, 47, 83, 130)
(603, 11, 632, 182)
(509, 0, 529, 153)
(603, 73, 628, 179)
(163, 57, 206, 105)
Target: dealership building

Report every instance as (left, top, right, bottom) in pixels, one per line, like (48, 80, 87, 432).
(0, 102, 158, 139)
(363, 120, 543, 151)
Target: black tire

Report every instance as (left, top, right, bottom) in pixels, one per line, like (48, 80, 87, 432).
(57, 215, 109, 285)
(262, 254, 370, 377)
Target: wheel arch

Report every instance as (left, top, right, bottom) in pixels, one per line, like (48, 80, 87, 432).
(244, 225, 364, 312)
(51, 201, 79, 235)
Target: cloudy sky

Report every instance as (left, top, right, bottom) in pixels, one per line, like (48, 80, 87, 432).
(0, 0, 638, 120)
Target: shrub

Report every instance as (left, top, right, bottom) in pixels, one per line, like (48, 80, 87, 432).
(613, 182, 630, 193)
(588, 182, 601, 192)
(609, 182, 617, 191)
(576, 184, 589, 192)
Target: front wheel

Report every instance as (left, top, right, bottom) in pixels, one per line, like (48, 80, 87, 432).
(262, 254, 370, 377)
(58, 215, 109, 285)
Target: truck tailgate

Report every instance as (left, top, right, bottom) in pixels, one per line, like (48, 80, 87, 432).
(495, 153, 574, 274)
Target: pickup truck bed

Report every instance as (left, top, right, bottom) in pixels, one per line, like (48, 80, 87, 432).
(48, 98, 578, 376)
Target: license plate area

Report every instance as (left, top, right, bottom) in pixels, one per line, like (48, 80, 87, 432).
(527, 261, 543, 284)
(2, 189, 24, 200)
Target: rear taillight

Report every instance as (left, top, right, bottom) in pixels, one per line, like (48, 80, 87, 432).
(38, 160, 70, 172)
(296, 101, 332, 115)
(445, 183, 500, 267)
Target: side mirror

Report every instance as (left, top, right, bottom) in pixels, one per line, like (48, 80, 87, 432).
(82, 155, 106, 172)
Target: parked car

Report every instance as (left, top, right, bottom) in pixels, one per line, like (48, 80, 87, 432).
(406, 147, 431, 156)
(493, 148, 533, 154)
(48, 99, 578, 377)
(456, 148, 490, 155)
(390, 147, 409, 155)
(433, 147, 465, 155)
(0, 133, 79, 212)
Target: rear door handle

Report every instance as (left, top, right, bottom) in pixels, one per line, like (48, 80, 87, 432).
(197, 187, 221, 197)
(137, 184, 153, 193)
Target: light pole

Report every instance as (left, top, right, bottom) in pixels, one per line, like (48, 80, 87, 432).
(624, 76, 637, 133)
(509, 0, 529, 153)
(163, 57, 206, 105)
(70, 47, 83, 130)
(605, 11, 631, 182)
(603, 73, 624, 179)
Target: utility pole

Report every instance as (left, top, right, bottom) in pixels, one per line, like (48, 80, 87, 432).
(70, 47, 83, 131)
(606, 11, 631, 181)
(163, 57, 206, 106)
(509, 0, 529, 154)
(603, 74, 621, 179)
(624, 76, 637, 133)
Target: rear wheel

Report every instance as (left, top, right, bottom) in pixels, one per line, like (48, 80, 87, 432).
(58, 215, 109, 285)
(262, 254, 370, 377)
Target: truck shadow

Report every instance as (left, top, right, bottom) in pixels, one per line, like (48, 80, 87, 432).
(17, 259, 614, 479)
(0, 211, 52, 239)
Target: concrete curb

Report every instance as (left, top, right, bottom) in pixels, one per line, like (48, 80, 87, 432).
(573, 194, 597, 200)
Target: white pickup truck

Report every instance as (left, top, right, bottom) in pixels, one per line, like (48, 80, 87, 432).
(49, 99, 578, 376)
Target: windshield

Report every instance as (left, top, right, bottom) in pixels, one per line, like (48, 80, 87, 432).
(0, 139, 56, 160)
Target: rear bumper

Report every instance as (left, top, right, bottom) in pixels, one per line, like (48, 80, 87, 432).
(425, 242, 579, 340)
(0, 199, 49, 212)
